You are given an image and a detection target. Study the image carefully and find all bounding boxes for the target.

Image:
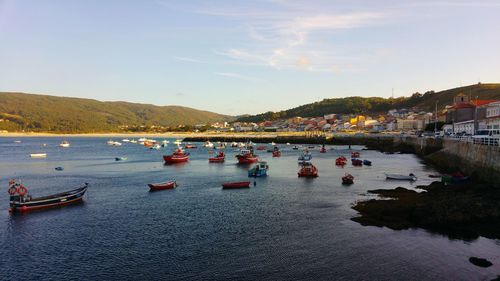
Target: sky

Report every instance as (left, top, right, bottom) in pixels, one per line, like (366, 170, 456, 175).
(1, 0, 500, 115)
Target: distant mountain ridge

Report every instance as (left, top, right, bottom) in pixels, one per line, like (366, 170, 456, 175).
(0, 92, 232, 133)
(236, 83, 500, 123)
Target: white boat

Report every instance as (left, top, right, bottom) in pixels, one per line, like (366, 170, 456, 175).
(173, 139, 182, 145)
(204, 141, 214, 148)
(59, 141, 70, 148)
(162, 140, 169, 144)
(30, 153, 47, 158)
(138, 137, 147, 142)
(270, 142, 276, 146)
(107, 140, 122, 146)
(385, 173, 417, 181)
(130, 139, 137, 143)
(14, 140, 21, 143)
(150, 144, 161, 150)
(122, 139, 130, 142)
(230, 142, 238, 147)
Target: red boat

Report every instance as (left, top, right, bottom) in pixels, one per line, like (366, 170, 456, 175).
(320, 145, 327, 153)
(272, 150, 281, 157)
(298, 162, 318, 178)
(163, 148, 190, 164)
(256, 145, 266, 151)
(351, 151, 360, 158)
(352, 159, 363, 166)
(184, 144, 197, 149)
(148, 180, 177, 191)
(235, 149, 259, 164)
(209, 151, 225, 163)
(8, 179, 88, 213)
(342, 173, 354, 185)
(336, 156, 347, 166)
(222, 181, 251, 189)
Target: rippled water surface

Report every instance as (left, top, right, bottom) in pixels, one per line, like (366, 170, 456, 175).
(1, 137, 499, 280)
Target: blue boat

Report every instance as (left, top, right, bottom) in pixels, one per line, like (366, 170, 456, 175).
(248, 161, 269, 177)
(298, 150, 312, 163)
(363, 160, 372, 166)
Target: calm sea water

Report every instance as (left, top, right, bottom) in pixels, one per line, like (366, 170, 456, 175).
(0, 137, 499, 281)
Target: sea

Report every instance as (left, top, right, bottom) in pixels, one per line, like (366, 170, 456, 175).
(0, 137, 499, 281)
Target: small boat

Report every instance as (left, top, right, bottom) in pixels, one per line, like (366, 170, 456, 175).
(298, 150, 312, 163)
(256, 145, 266, 151)
(272, 147, 281, 157)
(148, 180, 177, 191)
(59, 141, 70, 148)
(185, 144, 197, 149)
(286, 143, 291, 145)
(230, 142, 238, 147)
(308, 145, 315, 149)
(163, 148, 190, 164)
(138, 137, 147, 142)
(30, 153, 47, 158)
(235, 149, 259, 164)
(441, 172, 469, 184)
(209, 151, 225, 163)
(122, 139, 130, 142)
(173, 139, 183, 145)
(351, 151, 360, 158)
(342, 173, 354, 185)
(428, 174, 441, 178)
(336, 156, 347, 166)
(14, 140, 21, 143)
(130, 139, 138, 144)
(107, 140, 122, 146)
(150, 144, 161, 150)
(298, 162, 318, 178)
(203, 141, 214, 148)
(320, 145, 327, 153)
(385, 173, 417, 181)
(115, 157, 127, 161)
(55, 167, 64, 171)
(248, 161, 269, 177)
(222, 181, 251, 189)
(363, 160, 372, 166)
(292, 145, 299, 150)
(8, 180, 88, 213)
(162, 140, 169, 144)
(270, 142, 276, 146)
(352, 159, 363, 166)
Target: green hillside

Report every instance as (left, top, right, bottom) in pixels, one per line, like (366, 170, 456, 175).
(0, 92, 232, 133)
(237, 83, 500, 122)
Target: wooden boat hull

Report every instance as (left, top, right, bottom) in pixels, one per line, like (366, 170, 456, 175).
(163, 155, 189, 163)
(209, 157, 225, 163)
(148, 181, 176, 191)
(9, 184, 88, 213)
(222, 182, 251, 189)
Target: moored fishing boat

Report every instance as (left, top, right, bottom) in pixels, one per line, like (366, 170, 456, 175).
(351, 151, 360, 158)
(59, 141, 70, 148)
(298, 150, 312, 163)
(8, 180, 88, 213)
(235, 149, 259, 164)
(209, 151, 225, 163)
(248, 161, 269, 177)
(320, 145, 327, 153)
(256, 145, 266, 151)
(30, 153, 47, 158)
(352, 159, 363, 166)
(385, 173, 417, 181)
(185, 143, 197, 149)
(335, 156, 347, 166)
(298, 162, 318, 178)
(150, 144, 161, 150)
(272, 147, 281, 157)
(115, 157, 127, 161)
(363, 160, 372, 166)
(122, 139, 130, 142)
(163, 147, 190, 164)
(342, 173, 354, 185)
(222, 181, 251, 189)
(148, 180, 177, 191)
(203, 141, 214, 148)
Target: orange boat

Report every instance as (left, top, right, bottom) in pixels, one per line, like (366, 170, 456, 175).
(148, 180, 177, 191)
(209, 151, 225, 163)
(163, 148, 190, 164)
(336, 156, 347, 166)
(298, 162, 318, 178)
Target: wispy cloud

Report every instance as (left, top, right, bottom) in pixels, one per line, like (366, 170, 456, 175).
(172, 56, 205, 63)
(214, 72, 262, 81)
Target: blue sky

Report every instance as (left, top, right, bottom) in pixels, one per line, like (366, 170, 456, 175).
(1, 0, 499, 115)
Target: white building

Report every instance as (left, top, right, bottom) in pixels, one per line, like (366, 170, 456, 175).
(454, 120, 475, 135)
(481, 101, 500, 130)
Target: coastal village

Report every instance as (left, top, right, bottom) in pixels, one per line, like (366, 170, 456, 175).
(198, 94, 500, 137)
